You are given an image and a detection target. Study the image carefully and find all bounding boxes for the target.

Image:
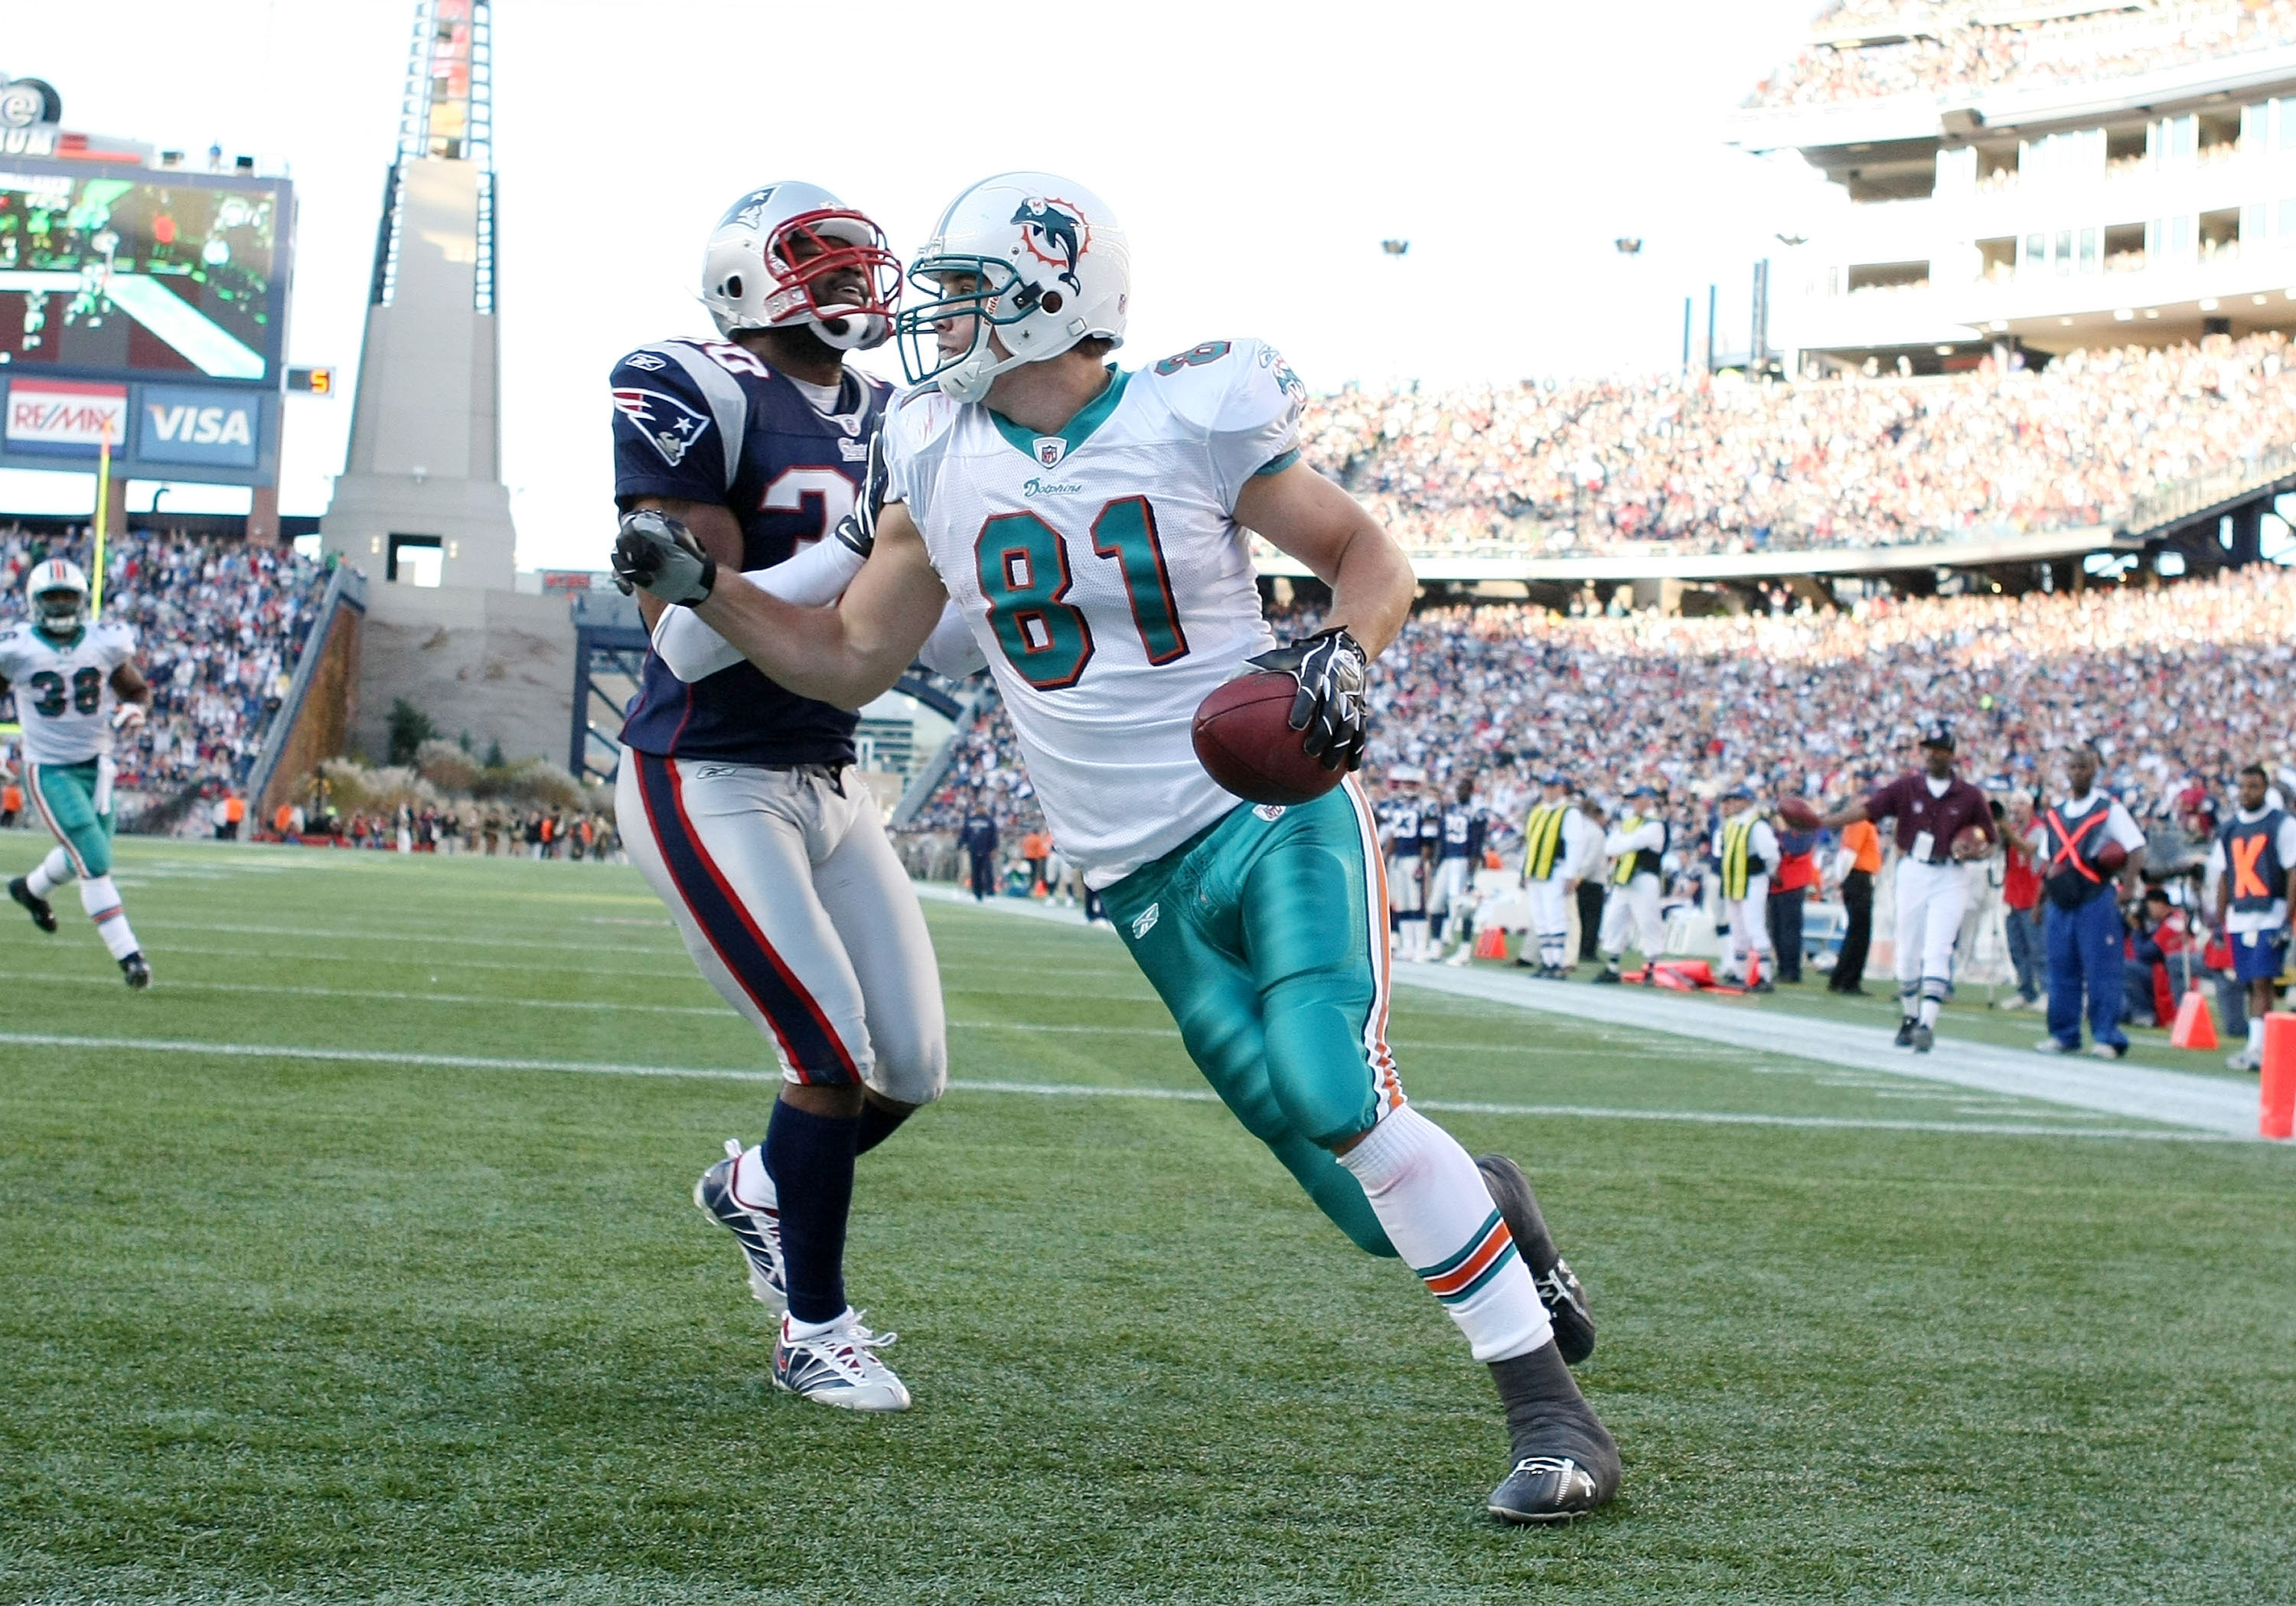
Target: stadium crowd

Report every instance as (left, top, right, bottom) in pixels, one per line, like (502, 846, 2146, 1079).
(1299, 335, 2296, 557)
(1747, 0, 2296, 109)
(0, 525, 330, 801)
(908, 566, 2294, 889)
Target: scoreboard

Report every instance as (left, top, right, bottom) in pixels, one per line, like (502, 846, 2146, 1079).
(0, 156, 294, 487)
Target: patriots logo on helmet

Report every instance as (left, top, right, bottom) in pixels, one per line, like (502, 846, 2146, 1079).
(1011, 197, 1088, 294)
(612, 387, 712, 468)
(718, 185, 781, 233)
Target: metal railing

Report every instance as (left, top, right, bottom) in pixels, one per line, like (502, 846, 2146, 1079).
(2124, 445, 2296, 539)
(891, 679, 996, 830)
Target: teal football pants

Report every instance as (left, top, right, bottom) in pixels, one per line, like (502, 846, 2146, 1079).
(25, 759, 113, 880)
(1100, 782, 1402, 1257)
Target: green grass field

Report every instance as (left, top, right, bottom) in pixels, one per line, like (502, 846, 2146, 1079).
(3, 831, 2294, 1604)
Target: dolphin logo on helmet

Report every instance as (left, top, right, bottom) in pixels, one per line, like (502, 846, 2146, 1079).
(25, 557, 90, 636)
(1010, 197, 1087, 294)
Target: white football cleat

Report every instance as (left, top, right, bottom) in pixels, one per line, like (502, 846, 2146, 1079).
(773, 1309, 911, 1412)
(693, 1139, 787, 1312)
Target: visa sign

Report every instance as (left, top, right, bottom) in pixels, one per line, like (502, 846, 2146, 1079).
(138, 385, 260, 468)
(4, 379, 127, 456)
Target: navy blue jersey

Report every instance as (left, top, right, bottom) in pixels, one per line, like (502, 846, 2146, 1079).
(611, 337, 891, 764)
(1440, 805, 1486, 860)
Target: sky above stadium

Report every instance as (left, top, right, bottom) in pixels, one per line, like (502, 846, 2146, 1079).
(5, 0, 1834, 570)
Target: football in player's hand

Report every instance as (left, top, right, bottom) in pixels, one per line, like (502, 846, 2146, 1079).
(1192, 671, 1349, 807)
(1778, 795, 1821, 831)
(2094, 838, 2129, 873)
(1950, 824, 1992, 860)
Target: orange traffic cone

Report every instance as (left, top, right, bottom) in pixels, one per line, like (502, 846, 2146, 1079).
(2169, 987, 2218, 1050)
(1473, 925, 1510, 960)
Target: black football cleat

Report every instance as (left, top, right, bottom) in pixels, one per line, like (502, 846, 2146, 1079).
(119, 952, 152, 991)
(9, 876, 57, 933)
(1911, 1023, 1933, 1053)
(1749, 979, 1775, 994)
(1476, 1154, 1595, 1366)
(1893, 1017, 1916, 1048)
(1590, 968, 1622, 985)
(1486, 1340, 1619, 1523)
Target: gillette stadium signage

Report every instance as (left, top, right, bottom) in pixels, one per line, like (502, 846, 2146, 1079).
(0, 73, 61, 157)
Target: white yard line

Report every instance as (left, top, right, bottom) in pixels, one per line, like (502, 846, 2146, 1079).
(0, 1030, 2244, 1144)
(915, 883, 2263, 1141)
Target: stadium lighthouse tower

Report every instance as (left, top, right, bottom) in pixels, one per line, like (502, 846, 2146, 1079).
(1731, 2, 2296, 378)
(321, 0, 572, 765)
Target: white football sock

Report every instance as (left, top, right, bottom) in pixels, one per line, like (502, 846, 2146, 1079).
(79, 875, 142, 961)
(1337, 1105, 1551, 1363)
(783, 1306, 853, 1342)
(2249, 1020, 2266, 1055)
(732, 1142, 779, 1212)
(27, 847, 73, 899)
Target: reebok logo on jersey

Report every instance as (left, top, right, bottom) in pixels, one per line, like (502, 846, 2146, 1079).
(612, 388, 711, 468)
(1130, 903, 1161, 940)
(622, 351, 667, 370)
(1023, 477, 1084, 498)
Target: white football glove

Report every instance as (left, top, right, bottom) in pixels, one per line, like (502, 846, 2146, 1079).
(113, 702, 147, 733)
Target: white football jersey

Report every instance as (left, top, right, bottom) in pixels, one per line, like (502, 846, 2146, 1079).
(0, 620, 137, 764)
(886, 338, 1306, 886)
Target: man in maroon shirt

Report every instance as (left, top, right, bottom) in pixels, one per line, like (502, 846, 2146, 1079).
(1820, 725, 1996, 1053)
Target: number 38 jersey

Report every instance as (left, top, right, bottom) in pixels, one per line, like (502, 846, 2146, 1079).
(885, 338, 1305, 886)
(0, 620, 136, 764)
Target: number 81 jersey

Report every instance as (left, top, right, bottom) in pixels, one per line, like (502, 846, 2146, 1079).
(0, 619, 136, 764)
(885, 338, 1305, 886)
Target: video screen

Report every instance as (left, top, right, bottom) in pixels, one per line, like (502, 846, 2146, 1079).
(0, 164, 284, 384)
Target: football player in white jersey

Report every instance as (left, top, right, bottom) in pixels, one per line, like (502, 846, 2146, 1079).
(614, 171, 1618, 1523)
(2, 559, 154, 987)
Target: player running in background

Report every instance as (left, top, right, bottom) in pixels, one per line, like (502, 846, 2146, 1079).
(2, 560, 153, 988)
(607, 182, 948, 1412)
(1821, 725, 1995, 1053)
(1593, 785, 1667, 984)
(1381, 782, 1430, 961)
(615, 171, 1617, 1523)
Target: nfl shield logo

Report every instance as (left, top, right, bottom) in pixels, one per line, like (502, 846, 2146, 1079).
(1034, 437, 1066, 467)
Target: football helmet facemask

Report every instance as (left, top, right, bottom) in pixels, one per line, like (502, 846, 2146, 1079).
(700, 181, 900, 351)
(895, 171, 1130, 403)
(26, 557, 90, 635)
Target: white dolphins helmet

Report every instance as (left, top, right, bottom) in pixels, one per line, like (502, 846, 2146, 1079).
(698, 181, 900, 351)
(25, 557, 89, 634)
(895, 171, 1130, 403)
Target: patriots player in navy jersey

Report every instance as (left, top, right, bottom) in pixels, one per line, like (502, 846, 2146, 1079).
(609, 181, 944, 1412)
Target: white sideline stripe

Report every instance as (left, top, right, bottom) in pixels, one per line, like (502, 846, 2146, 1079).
(917, 883, 2262, 1139)
(0, 1031, 2242, 1143)
(135, 919, 687, 956)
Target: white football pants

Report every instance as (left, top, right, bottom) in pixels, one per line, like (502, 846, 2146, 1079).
(1386, 855, 1425, 914)
(618, 754, 947, 1103)
(1525, 875, 1572, 964)
(1721, 874, 1773, 977)
(1426, 856, 1471, 922)
(1598, 873, 1665, 961)
(1893, 857, 1970, 1004)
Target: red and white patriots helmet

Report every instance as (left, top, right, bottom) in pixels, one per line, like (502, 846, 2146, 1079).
(699, 181, 900, 351)
(25, 557, 89, 633)
(896, 171, 1131, 403)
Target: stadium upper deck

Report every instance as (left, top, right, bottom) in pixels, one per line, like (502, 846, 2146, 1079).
(1733, 1, 2296, 372)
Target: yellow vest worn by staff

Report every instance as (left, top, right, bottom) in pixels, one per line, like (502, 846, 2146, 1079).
(1720, 813, 1765, 901)
(1610, 813, 1645, 886)
(1522, 803, 1569, 881)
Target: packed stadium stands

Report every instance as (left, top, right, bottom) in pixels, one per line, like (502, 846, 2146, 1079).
(1748, 0, 2296, 109)
(0, 526, 330, 804)
(904, 565, 2295, 862)
(1299, 335, 2296, 557)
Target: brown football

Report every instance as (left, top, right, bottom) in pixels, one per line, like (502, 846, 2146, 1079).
(1951, 823, 1993, 860)
(1192, 671, 1349, 807)
(1778, 795, 1821, 831)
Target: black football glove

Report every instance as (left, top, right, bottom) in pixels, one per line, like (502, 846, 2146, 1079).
(828, 429, 890, 559)
(1247, 625, 1369, 772)
(612, 508, 716, 606)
